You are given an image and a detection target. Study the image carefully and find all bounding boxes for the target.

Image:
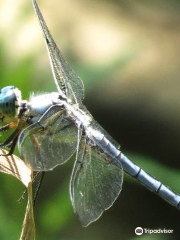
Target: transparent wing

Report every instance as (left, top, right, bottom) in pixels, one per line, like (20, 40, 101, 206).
(76, 104, 120, 149)
(32, 0, 84, 103)
(90, 120, 120, 149)
(70, 136, 123, 226)
(19, 112, 78, 171)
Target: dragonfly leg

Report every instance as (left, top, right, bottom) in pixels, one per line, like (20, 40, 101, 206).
(5, 135, 19, 156)
(0, 122, 17, 132)
(0, 135, 19, 156)
(0, 123, 20, 146)
(0, 128, 21, 156)
(18, 189, 27, 203)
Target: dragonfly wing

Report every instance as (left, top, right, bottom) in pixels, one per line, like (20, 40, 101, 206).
(70, 137, 123, 226)
(19, 111, 78, 171)
(32, 0, 84, 103)
(90, 120, 120, 150)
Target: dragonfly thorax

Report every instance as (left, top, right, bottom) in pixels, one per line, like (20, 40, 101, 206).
(26, 92, 62, 123)
(0, 86, 22, 123)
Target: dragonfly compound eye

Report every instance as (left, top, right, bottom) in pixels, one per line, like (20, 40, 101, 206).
(0, 86, 22, 123)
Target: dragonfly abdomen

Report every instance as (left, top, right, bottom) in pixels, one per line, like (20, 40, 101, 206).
(121, 153, 180, 207)
(92, 130, 180, 208)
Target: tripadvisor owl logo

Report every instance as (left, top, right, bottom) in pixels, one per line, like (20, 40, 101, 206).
(135, 227, 143, 235)
(135, 227, 174, 235)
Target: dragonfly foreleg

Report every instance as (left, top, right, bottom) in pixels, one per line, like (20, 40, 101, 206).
(0, 122, 17, 132)
(0, 128, 19, 146)
(0, 128, 20, 156)
(4, 135, 19, 156)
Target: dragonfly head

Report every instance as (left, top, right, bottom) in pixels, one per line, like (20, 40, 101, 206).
(0, 86, 22, 123)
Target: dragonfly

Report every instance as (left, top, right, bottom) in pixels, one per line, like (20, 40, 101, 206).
(0, 0, 180, 227)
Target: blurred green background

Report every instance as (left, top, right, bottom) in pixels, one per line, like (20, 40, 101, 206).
(0, 0, 180, 239)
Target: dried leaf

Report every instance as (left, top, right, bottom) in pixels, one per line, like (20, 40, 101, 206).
(20, 182, 35, 240)
(0, 149, 32, 187)
(0, 149, 35, 240)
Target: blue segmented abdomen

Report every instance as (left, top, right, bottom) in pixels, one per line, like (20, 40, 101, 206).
(90, 128, 180, 208)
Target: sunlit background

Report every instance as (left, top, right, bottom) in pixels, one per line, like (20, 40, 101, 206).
(0, 0, 180, 239)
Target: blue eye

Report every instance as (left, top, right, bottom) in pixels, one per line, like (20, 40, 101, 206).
(0, 86, 22, 123)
